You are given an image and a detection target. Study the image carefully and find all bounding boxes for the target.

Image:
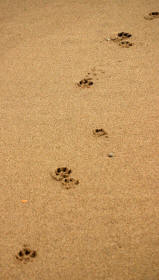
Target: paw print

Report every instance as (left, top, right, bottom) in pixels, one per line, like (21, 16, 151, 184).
(117, 32, 132, 40)
(109, 32, 132, 41)
(50, 167, 72, 181)
(77, 78, 94, 88)
(50, 167, 79, 189)
(144, 12, 159, 20)
(76, 67, 105, 89)
(93, 128, 108, 138)
(15, 245, 37, 263)
(61, 177, 79, 189)
(119, 41, 133, 48)
(106, 32, 134, 48)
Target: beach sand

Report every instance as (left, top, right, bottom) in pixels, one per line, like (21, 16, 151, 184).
(0, 0, 159, 279)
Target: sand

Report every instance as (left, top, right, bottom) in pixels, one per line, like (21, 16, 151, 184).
(0, 0, 159, 279)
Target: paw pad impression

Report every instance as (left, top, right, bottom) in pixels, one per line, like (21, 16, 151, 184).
(93, 128, 108, 137)
(50, 167, 79, 189)
(15, 245, 37, 263)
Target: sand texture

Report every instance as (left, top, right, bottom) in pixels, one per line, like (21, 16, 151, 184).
(0, 0, 159, 279)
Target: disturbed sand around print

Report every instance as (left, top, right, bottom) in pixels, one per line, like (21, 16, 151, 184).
(0, 0, 159, 280)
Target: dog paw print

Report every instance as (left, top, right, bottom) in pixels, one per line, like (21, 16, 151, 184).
(77, 78, 94, 88)
(93, 128, 108, 138)
(119, 41, 133, 48)
(110, 32, 132, 41)
(50, 167, 79, 189)
(76, 67, 105, 89)
(144, 12, 159, 20)
(117, 32, 132, 40)
(50, 167, 72, 181)
(61, 177, 79, 189)
(15, 245, 37, 263)
(106, 32, 133, 48)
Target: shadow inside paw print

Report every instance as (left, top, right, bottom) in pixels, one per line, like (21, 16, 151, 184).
(119, 41, 133, 48)
(50, 167, 79, 189)
(144, 12, 159, 20)
(77, 78, 94, 88)
(93, 128, 108, 138)
(15, 245, 37, 263)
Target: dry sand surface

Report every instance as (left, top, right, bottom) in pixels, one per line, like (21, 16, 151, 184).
(0, 0, 159, 279)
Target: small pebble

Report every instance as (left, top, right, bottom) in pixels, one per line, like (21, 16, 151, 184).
(108, 153, 114, 158)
